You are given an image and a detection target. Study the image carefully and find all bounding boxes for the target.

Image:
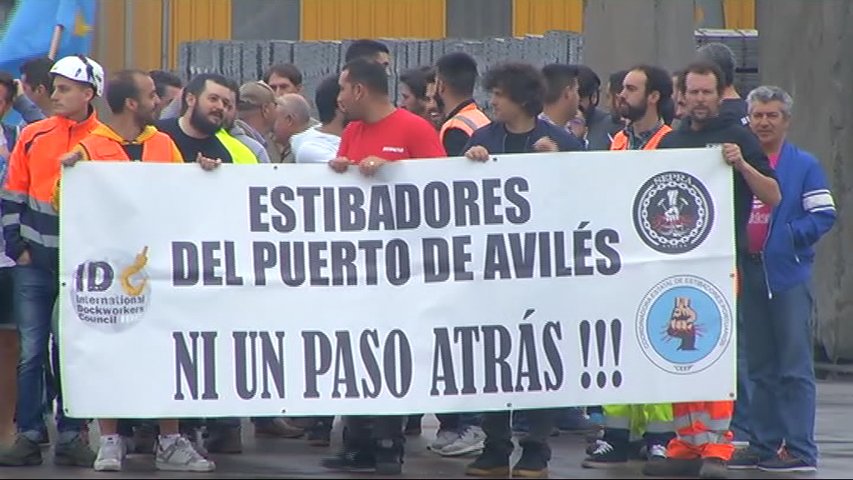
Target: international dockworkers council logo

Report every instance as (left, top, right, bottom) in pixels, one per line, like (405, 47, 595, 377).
(636, 275, 733, 375)
(71, 247, 151, 331)
(632, 171, 714, 254)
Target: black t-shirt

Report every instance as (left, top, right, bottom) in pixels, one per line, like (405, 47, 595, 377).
(719, 98, 750, 128)
(658, 116, 777, 253)
(121, 144, 143, 161)
(504, 130, 534, 154)
(442, 128, 471, 157)
(155, 119, 233, 163)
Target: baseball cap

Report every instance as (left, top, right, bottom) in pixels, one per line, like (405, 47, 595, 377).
(238, 81, 275, 111)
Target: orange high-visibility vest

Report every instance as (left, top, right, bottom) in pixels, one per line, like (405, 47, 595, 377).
(439, 102, 491, 141)
(609, 124, 672, 151)
(78, 130, 180, 163)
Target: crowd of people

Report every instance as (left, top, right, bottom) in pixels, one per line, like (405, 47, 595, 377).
(0, 37, 836, 479)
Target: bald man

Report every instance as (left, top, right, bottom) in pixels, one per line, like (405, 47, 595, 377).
(271, 93, 312, 163)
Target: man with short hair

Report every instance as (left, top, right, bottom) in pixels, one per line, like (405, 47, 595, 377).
(323, 58, 445, 476)
(262, 63, 304, 97)
(463, 62, 583, 480)
(149, 70, 182, 118)
(696, 42, 748, 127)
(344, 39, 392, 73)
(575, 65, 622, 150)
(726, 86, 835, 474)
(57, 70, 212, 473)
(156, 73, 258, 166)
(0, 55, 106, 468)
(271, 93, 312, 164)
(292, 75, 346, 165)
(583, 64, 676, 469)
(433, 52, 490, 157)
(19, 57, 54, 116)
(399, 66, 433, 122)
(644, 61, 780, 480)
(540, 63, 581, 132)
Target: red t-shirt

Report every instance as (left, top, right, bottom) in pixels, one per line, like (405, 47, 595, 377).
(746, 152, 780, 253)
(337, 108, 446, 162)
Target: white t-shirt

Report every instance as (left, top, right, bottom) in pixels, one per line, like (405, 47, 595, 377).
(291, 126, 341, 164)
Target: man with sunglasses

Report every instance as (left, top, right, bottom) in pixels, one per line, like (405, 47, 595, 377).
(0, 55, 105, 468)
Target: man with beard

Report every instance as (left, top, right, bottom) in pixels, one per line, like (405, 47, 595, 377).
(55, 70, 211, 473)
(156, 73, 258, 165)
(432, 52, 490, 157)
(323, 58, 444, 476)
(643, 61, 780, 480)
(574, 65, 625, 150)
(155, 73, 256, 456)
(583, 64, 676, 469)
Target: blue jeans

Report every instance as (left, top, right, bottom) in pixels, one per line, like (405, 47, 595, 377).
(13, 265, 85, 439)
(741, 259, 817, 466)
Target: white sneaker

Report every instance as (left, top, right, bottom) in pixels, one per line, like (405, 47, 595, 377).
(155, 436, 216, 472)
(648, 444, 668, 460)
(93, 436, 124, 471)
(428, 429, 460, 452)
(438, 426, 485, 457)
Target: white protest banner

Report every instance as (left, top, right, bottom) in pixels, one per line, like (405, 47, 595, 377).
(59, 149, 735, 418)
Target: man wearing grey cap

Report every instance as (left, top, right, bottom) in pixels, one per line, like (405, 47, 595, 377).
(236, 81, 279, 162)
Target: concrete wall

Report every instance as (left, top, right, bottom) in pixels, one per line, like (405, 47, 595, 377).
(232, 0, 301, 41)
(582, 0, 696, 83)
(757, 0, 853, 360)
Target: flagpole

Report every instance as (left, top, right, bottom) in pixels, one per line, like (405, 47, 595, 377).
(48, 25, 65, 60)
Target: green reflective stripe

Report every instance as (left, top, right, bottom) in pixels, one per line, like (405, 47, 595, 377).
(216, 130, 259, 164)
(0, 189, 27, 202)
(21, 224, 59, 248)
(1, 213, 19, 225)
(644, 420, 674, 434)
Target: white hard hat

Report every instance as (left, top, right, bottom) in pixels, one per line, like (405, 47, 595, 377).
(50, 55, 105, 97)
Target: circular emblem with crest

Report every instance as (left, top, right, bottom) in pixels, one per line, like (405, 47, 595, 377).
(632, 171, 714, 255)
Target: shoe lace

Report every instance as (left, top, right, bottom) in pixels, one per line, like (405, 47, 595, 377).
(592, 440, 614, 455)
(459, 426, 483, 442)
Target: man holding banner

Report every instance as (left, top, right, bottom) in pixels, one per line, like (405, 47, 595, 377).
(583, 64, 676, 468)
(324, 58, 446, 475)
(463, 62, 583, 479)
(57, 69, 213, 473)
(644, 61, 780, 479)
(0, 54, 103, 468)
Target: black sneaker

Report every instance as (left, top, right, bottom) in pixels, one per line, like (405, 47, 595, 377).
(466, 448, 511, 477)
(698, 457, 728, 479)
(54, 435, 96, 467)
(758, 454, 817, 473)
(582, 440, 629, 468)
(727, 447, 763, 470)
(513, 442, 550, 478)
(321, 448, 376, 472)
(0, 435, 43, 466)
(375, 440, 403, 475)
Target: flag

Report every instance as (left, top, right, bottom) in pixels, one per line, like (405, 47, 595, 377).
(0, 0, 96, 123)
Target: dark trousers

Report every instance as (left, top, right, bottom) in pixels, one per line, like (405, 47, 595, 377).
(344, 415, 403, 450)
(482, 409, 556, 454)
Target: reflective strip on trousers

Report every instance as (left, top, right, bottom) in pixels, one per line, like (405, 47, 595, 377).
(673, 412, 731, 432)
(678, 431, 729, 446)
(26, 195, 58, 215)
(604, 416, 631, 430)
(20, 224, 59, 248)
(645, 420, 675, 434)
